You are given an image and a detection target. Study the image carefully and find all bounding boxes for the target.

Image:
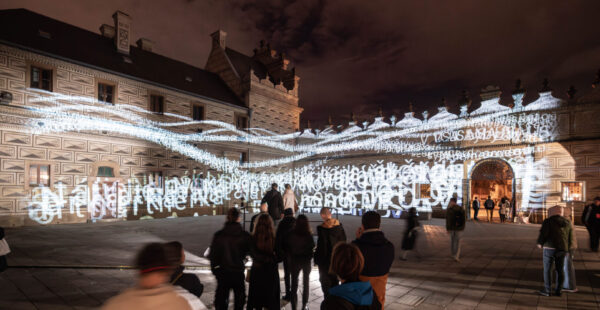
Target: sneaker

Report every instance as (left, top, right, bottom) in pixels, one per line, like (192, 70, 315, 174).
(537, 290, 550, 297)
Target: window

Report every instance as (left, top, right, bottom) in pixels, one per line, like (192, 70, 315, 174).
(29, 164, 50, 187)
(240, 152, 248, 164)
(98, 83, 115, 104)
(562, 181, 584, 202)
(235, 114, 248, 130)
(148, 171, 163, 187)
(150, 95, 164, 114)
(30, 66, 52, 91)
(418, 184, 431, 199)
(97, 166, 115, 177)
(192, 104, 204, 121)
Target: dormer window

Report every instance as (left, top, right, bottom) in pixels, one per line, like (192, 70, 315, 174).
(30, 66, 53, 91)
(98, 82, 115, 104)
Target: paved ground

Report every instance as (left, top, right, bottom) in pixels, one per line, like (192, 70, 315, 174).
(1, 214, 599, 309)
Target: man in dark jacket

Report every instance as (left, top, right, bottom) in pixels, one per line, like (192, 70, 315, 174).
(484, 196, 495, 223)
(164, 241, 204, 298)
(446, 197, 465, 262)
(582, 197, 600, 252)
(249, 202, 268, 233)
(261, 183, 284, 225)
(537, 206, 573, 297)
(352, 211, 394, 307)
(472, 196, 480, 221)
(275, 208, 296, 301)
(315, 207, 347, 296)
(209, 208, 251, 310)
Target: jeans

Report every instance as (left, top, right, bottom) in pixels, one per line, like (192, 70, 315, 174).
(318, 264, 338, 296)
(290, 259, 311, 310)
(450, 231, 461, 258)
(486, 209, 494, 222)
(473, 208, 479, 220)
(542, 248, 566, 294)
(563, 252, 576, 290)
(283, 257, 291, 297)
(214, 270, 246, 310)
(587, 226, 599, 251)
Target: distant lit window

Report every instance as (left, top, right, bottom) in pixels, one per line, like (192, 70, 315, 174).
(418, 183, 431, 199)
(235, 114, 248, 130)
(98, 83, 115, 104)
(29, 164, 50, 187)
(97, 166, 115, 178)
(30, 66, 52, 91)
(562, 181, 584, 202)
(150, 95, 164, 114)
(148, 171, 163, 187)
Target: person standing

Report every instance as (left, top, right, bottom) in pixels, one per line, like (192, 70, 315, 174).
(164, 241, 204, 298)
(446, 197, 465, 262)
(102, 243, 206, 310)
(275, 208, 296, 302)
(247, 214, 280, 310)
(0, 227, 9, 272)
(285, 215, 315, 310)
(261, 183, 284, 225)
(320, 243, 382, 310)
(352, 211, 394, 307)
(282, 184, 297, 214)
(314, 207, 347, 296)
(250, 202, 268, 233)
(472, 197, 480, 221)
(484, 196, 495, 223)
(536, 206, 573, 297)
(400, 207, 420, 260)
(209, 208, 251, 310)
(499, 198, 508, 223)
(562, 206, 578, 293)
(581, 197, 600, 252)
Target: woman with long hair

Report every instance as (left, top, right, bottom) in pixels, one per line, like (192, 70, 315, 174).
(284, 214, 315, 310)
(247, 214, 280, 309)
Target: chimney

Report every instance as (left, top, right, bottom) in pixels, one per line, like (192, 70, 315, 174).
(136, 38, 153, 52)
(210, 30, 227, 49)
(99, 24, 115, 38)
(112, 11, 131, 54)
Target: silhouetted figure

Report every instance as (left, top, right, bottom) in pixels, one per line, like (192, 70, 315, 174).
(0, 227, 9, 272)
(261, 183, 284, 225)
(582, 197, 600, 252)
(282, 183, 297, 214)
(472, 197, 480, 221)
(400, 207, 420, 260)
(247, 214, 280, 310)
(446, 197, 465, 262)
(250, 202, 268, 233)
(276, 208, 296, 301)
(314, 207, 347, 296)
(164, 241, 204, 298)
(285, 215, 315, 310)
(484, 196, 495, 223)
(537, 206, 573, 297)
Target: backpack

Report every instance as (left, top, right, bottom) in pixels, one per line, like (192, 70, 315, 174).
(454, 209, 464, 228)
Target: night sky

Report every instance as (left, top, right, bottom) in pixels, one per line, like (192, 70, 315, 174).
(3, 0, 600, 128)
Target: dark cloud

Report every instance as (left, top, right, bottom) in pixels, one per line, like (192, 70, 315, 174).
(2, 0, 599, 128)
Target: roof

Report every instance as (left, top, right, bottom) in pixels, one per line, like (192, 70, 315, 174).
(225, 47, 267, 79)
(0, 9, 245, 108)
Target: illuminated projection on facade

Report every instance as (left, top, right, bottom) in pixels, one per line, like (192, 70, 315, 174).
(22, 88, 563, 224)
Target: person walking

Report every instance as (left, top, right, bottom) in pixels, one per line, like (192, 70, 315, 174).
(536, 206, 573, 297)
(283, 184, 298, 214)
(562, 206, 578, 293)
(581, 197, 600, 252)
(261, 183, 284, 225)
(102, 243, 206, 310)
(499, 198, 508, 223)
(247, 214, 280, 310)
(472, 197, 480, 221)
(249, 202, 268, 233)
(484, 196, 495, 223)
(400, 207, 420, 260)
(0, 226, 9, 272)
(276, 208, 296, 302)
(352, 211, 394, 307)
(314, 207, 347, 296)
(209, 208, 251, 310)
(446, 197, 465, 262)
(285, 215, 315, 310)
(165, 241, 204, 298)
(320, 243, 382, 310)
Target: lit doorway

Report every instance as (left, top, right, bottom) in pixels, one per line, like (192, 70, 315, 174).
(470, 159, 514, 222)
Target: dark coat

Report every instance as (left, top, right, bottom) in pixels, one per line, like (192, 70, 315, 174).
(209, 222, 251, 274)
(285, 230, 315, 265)
(249, 211, 267, 233)
(446, 204, 466, 231)
(247, 242, 280, 309)
(275, 216, 296, 260)
(484, 199, 495, 210)
(472, 199, 480, 210)
(537, 215, 573, 251)
(321, 281, 381, 310)
(401, 214, 419, 250)
(582, 204, 600, 228)
(314, 220, 347, 267)
(170, 265, 204, 298)
(352, 231, 394, 277)
(261, 189, 284, 221)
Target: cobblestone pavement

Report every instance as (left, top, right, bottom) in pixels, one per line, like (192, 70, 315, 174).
(1, 214, 599, 309)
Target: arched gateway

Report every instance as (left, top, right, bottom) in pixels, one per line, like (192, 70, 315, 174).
(470, 159, 515, 221)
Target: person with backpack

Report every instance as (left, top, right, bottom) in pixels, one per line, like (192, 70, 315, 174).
(484, 196, 495, 223)
(446, 197, 465, 262)
(284, 215, 315, 310)
(314, 207, 347, 296)
(581, 197, 600, 252)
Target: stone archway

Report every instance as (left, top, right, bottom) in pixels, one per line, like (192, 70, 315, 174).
(470, 159, 515, 221)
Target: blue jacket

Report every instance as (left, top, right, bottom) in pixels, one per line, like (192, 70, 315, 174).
(321, 281, 381, 310)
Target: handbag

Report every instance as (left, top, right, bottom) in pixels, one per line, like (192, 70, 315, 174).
(0, 238, 10, 256)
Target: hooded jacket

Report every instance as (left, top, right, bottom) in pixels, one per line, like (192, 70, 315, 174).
(321, 281, 381, 310)
(352, 230, 394, 277)
(282, 188, 296, 211)
(209, 222, 251, 273)
(314, 218, 347, 267)
(537, 215, 573, 251)
(446, 203, 466, 231)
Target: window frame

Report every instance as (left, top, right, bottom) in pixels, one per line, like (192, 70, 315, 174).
(417, 183, 431, 199)
(27, 63, 55, 92)
(235, 113, 248, 131)
(561, 181, 585, 202)
(96, 78, 117, 105)
(191, 103, 205, 121)
(25, 161, 53, 189)
(97, 166, 115, 178)
(149, 94, 165, 114)
(147, 170, 164, 188)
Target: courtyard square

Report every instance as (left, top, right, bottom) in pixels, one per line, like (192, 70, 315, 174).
(1, 215, 599, 309)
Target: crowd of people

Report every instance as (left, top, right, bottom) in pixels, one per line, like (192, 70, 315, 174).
(471, 195, 513, 223)
(94, 186, 600, 309)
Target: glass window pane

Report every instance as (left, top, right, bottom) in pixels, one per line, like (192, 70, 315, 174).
(31, 67, 40, 87)
(29, 164, 38, 185)
(39, 165, 49, 186)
